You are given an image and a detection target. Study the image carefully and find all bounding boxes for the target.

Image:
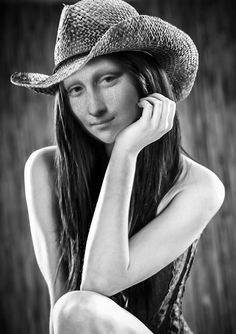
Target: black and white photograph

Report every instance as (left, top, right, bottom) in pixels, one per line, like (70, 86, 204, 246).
(1, 0, 235, 333)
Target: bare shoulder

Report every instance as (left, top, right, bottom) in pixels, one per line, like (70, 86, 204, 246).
(158, 154, 225, 215)
(24, 145, 58, 218)
(25, 145, 57, 171)
(182, 154, 225, 192)
(24, 145, 57, 185)
(179, 154, 225, 210)
(24, 145, 59, 234)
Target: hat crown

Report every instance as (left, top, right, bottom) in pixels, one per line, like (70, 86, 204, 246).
(54, 0, 139, 67)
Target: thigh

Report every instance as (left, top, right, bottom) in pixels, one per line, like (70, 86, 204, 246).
(53, 290, 153, 334)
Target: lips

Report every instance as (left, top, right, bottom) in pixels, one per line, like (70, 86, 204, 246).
(91, 117, 114, 126)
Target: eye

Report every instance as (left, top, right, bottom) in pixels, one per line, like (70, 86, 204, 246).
(104, 76, 116, 82)
(67, 85, 83, 97)
(100, 74, 119, 86)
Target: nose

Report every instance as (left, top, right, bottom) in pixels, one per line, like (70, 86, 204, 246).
(88, 89, 107, 117)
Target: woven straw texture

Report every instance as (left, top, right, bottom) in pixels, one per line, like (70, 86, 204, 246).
(10, 0, 199, 101)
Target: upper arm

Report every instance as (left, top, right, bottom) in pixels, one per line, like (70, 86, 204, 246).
(24, 148, 66, 306)
(128, 169, 225, 277)
(99, 167, 225, 296)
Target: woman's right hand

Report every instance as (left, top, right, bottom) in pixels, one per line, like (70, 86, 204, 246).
(115, 93, 176, 155)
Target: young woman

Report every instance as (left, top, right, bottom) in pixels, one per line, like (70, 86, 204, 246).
(11, 0, 225, 333)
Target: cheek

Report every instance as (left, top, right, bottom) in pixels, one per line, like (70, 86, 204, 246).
(109, 85, 139, 120)
(69, 99, 86, 121)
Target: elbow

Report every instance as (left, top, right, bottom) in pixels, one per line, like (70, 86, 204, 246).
(80, 282, 114, 297)
(80, 276, 120, 297)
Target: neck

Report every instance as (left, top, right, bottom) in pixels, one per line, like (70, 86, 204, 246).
(105, 143, 114, 158)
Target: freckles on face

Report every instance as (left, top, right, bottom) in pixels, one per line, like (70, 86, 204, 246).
(104, 74, 140, 125)
(63, 55, 141, 144)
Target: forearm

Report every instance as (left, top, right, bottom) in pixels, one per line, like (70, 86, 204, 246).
(49, 308, 54, 334)
(80, 144, 138, 291)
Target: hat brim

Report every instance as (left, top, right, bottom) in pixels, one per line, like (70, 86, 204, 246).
(10, 15, 198, 101)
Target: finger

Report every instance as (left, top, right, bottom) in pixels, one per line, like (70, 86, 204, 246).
(146, 93, 176, 120)
(167, 104, 176, 129)
(137, 100, 153, 121)
(139, 96, 163, 123)
(160, 102, 176, 132)
(157, 105, 169, 131)
(149, 94, 176, 130)
(149, 92, 173, 103)
(152, 99, 163, 124)
(139, 95, 176, 130)
(142, 96, 170, 129)
(140, 94, 171, 108)
(139, 96, 161, 106)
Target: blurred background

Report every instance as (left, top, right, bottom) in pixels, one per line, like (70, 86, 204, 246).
(1, 0, 235, 333)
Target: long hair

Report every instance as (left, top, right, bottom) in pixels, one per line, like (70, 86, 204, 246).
(54, 51, 186, 323)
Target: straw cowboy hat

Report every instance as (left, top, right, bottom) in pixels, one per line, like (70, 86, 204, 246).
(10, 0, 199, 101)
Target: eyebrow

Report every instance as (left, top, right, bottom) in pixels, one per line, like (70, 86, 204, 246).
(63, 67, 123, 89)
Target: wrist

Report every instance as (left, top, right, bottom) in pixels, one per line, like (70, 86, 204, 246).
(112, 140, 139, 160)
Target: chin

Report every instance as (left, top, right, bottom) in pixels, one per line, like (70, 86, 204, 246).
(91, 127, 121, 143)
(97, 134, 116, 144)
(87, 130, 115, 145)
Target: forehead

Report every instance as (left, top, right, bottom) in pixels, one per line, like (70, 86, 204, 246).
(86, 54, 124, 70)
(64, 55, 124, 84)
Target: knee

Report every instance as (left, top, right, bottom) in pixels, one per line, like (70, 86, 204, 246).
(52, 291, 92, 333)
(53, 290, 91, 318)
(52, 290, 115, 334)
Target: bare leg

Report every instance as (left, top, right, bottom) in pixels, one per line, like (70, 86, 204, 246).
(53, 290, 153, 334)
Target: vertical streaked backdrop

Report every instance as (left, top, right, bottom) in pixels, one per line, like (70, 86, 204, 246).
(0, 0, 235, 333)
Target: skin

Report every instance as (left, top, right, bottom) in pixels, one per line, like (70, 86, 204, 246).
(24, 55, 225, 334)
(63, 55, 176, 157)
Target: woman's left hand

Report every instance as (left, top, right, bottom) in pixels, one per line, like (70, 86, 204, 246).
(115, 93, 176, 155)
